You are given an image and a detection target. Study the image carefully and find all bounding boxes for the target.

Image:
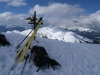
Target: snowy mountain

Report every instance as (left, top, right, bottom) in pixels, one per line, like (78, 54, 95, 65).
(55, 10, 100, 39)
(6, 26, 92, 43)
(69, 29, 100, 39)
(0, 25, 25, 32)
(0, 29, 100, 75)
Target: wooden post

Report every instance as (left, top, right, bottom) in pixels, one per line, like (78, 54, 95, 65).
(26, 11, 37, 29)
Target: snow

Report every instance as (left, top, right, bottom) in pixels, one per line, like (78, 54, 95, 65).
(68, 27, 95, 32)
(6, 27, 91, 43)
(0, 29, 100, 75)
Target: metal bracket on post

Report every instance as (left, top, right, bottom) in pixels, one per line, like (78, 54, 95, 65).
(26, 11, 38, 29)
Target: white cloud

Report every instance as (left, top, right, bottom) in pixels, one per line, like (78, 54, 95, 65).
(29, 3, 85, 27)
(29, 3, 85, 17)
(0, 0, 10, 2)
(28, 3, 100, 31)
(0, 12, 28, 25)
(0, 0, 27, 7)
(8, 0, 27, 7)
(0, 3, 100, 32)
(58, 10, 100, 31)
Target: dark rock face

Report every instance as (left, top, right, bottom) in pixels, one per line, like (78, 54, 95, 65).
(0, 33, 11, 46)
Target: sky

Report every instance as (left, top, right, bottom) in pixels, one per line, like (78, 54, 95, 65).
(0, 0, 100, 31)
(0, 0, 100, 14)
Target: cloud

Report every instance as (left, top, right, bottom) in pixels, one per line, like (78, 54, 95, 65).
(29, 3, 85, 17)
(0, 0, 27, 7)
(0, 12, 28, 25)
(8, 0, 27, 7)
(58, 10, 100, 31)
(0, 0, 10, 2)
(0, 3, 100, 32)
(29, 3, 85, 27)
(28, 3, 100, 31)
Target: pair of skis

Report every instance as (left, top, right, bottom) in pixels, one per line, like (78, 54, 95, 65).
(15, 19, 43, 63)
(8, 21, 42, 74)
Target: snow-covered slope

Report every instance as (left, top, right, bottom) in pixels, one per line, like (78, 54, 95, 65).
(0, 30, 100, 75)
(6, 26, 91, 43)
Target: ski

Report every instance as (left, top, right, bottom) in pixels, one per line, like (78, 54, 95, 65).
(18, 20, 43, 62)
(15, 30, 34, 59)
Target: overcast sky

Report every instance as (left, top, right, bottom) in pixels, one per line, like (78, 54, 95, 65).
(0, 0, 100, 31)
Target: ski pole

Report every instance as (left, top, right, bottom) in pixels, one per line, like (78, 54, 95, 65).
(8, 50, 23, 75)
(8, 58, 19, 75)
(16, 29, 34, 49)
(21, 54, 29, 75)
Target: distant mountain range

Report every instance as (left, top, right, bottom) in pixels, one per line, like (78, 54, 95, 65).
(68, 29, 100, 40)
(0, 25, 25, 32)
(0, 25, 100, 40)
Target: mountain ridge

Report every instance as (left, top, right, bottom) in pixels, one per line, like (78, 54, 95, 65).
(0, 24, 100, 40)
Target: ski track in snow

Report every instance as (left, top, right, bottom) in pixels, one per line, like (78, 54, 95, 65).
(0, 32, 100, 75)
